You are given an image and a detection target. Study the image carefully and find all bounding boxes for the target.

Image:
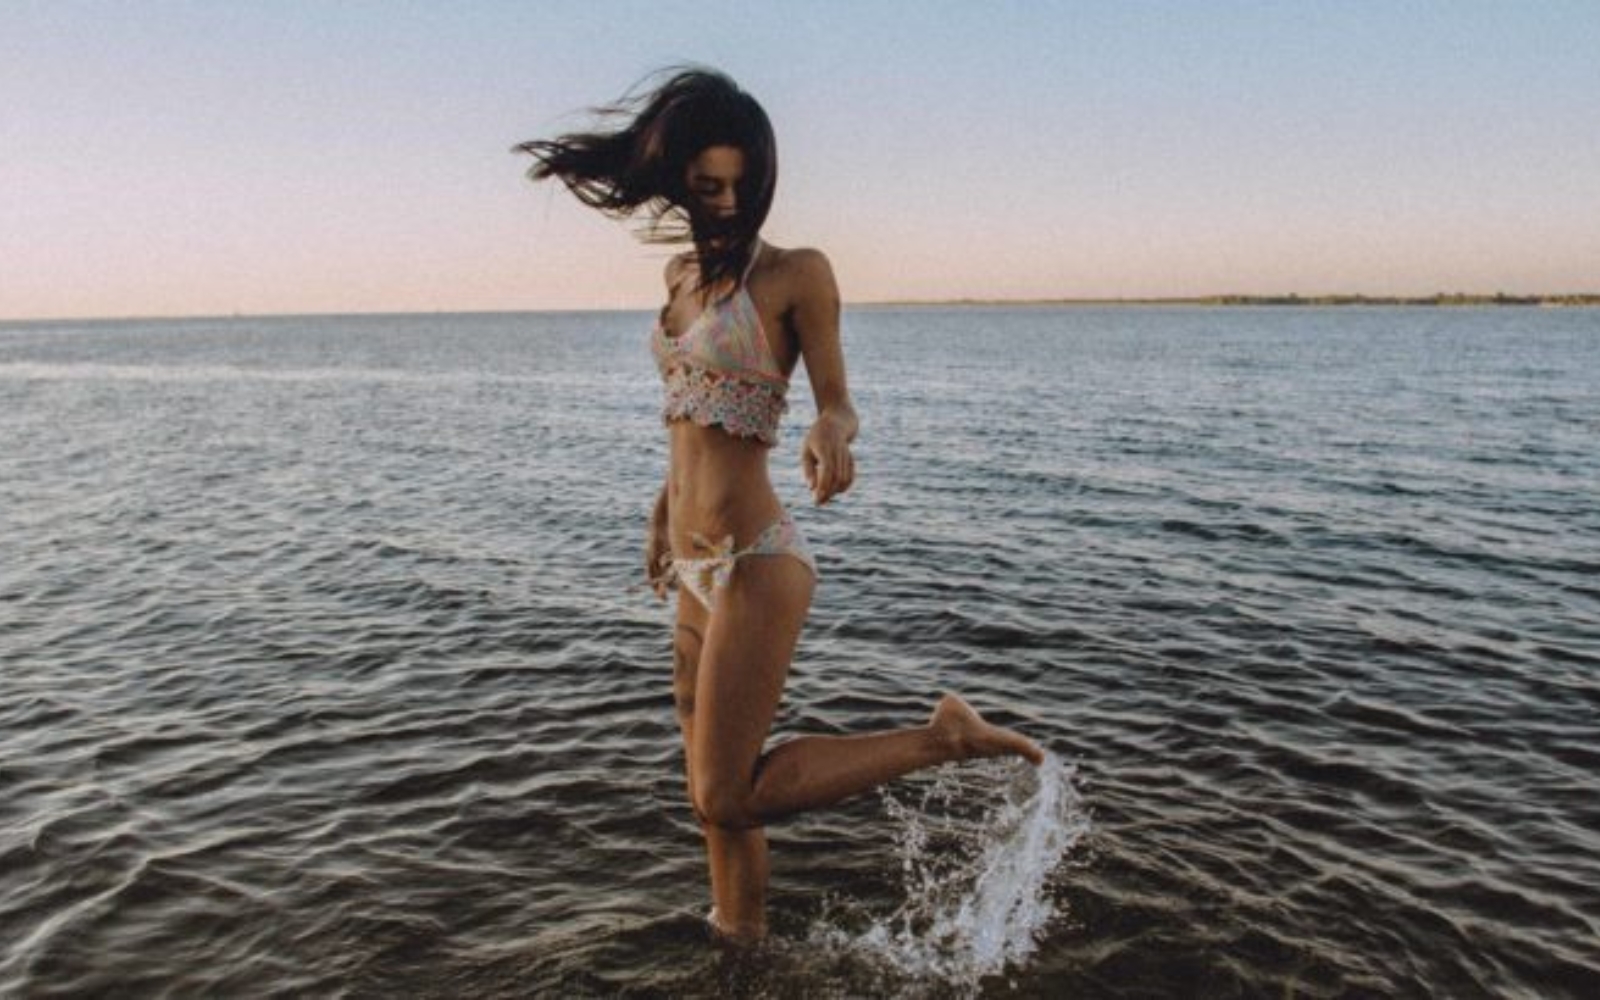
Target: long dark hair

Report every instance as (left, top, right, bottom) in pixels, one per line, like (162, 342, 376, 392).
(515, 68, 777, 295)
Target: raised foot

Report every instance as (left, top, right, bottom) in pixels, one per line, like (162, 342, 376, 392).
(930, 693, 1045, 766)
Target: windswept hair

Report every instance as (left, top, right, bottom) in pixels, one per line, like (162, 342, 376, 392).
(514, 68, 777, 294)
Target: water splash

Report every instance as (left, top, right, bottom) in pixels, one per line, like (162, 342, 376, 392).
(811, 753, 1089, 991)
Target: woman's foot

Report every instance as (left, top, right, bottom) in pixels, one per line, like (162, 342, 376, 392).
(930, 693, 1045, 766)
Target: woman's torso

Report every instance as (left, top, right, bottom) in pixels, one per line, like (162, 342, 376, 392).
(653, 241, 801, 548)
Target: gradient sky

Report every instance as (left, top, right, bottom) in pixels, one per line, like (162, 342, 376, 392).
(2, 0, 1597, 320)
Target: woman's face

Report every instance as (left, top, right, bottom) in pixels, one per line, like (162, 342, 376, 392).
(684, 145, 745, 228)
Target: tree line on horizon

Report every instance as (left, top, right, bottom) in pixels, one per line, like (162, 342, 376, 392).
(1197, 292, 1600, 307)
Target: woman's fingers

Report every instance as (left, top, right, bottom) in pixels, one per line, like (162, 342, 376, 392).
(822, 447, 853, 501)
(804, 442, 831, 502)
(812, 460, 842, 504)
(812, 451, 834, 503)
(645, 528, 670, 600)
(803, 429, 856, 505)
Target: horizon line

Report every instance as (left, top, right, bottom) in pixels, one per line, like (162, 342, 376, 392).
(5, 291, 1600, 325)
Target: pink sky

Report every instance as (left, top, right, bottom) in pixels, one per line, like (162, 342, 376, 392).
(3, 2, 1597, 320)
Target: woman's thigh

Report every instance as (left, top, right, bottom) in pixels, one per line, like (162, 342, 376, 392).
(673, 589, 710, 751)
(690, 555, 816, 789)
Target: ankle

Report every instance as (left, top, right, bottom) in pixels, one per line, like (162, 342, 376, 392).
(925, 719, 961, 763)
(708, 906, 766, 944)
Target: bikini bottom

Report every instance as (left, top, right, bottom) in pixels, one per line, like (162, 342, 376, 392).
(660, 515, 817, 612)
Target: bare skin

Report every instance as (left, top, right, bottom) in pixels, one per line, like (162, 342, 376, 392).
(648, 146, 1043, 943)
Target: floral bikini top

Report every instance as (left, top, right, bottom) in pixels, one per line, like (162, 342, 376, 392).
(650, 244, 788, 446)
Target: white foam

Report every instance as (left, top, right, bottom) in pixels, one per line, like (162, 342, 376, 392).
(811, 752, 1089, 990)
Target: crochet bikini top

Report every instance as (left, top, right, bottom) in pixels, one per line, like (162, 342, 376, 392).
(650, 244, 789, 446)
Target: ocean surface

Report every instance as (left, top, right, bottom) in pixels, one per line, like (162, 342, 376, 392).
(2, 306, 1598, 998)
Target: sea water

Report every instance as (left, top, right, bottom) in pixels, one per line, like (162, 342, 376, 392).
(2, 306, 1598, 996)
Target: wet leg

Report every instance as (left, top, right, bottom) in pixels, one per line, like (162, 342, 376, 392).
(692, 558, 1043, 833)
(673, 606, 768, 941)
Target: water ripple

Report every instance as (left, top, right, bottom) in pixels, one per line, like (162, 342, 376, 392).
(3, 308, 1599, 996)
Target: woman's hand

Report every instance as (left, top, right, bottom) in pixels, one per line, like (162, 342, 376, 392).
(802, 409, 857, 506)
(788, 248, 858, 506)
(645, 485, 671, 599)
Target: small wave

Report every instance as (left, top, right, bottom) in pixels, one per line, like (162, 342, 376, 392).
(809, 753, 1089, 992)
(0, 361, 539, 387)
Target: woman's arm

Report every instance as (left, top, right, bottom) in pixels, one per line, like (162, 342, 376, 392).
(790, 249, 858, 505)
(646, 480, 670, 598)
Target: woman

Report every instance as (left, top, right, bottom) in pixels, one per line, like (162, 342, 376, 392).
(519, 68, 1042, 942)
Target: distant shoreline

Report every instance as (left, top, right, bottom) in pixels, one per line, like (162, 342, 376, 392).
(858, 293, 1600, 308)
(6, 293, 1600, 325)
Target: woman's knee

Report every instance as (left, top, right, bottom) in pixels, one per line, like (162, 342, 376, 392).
(690, 768, 762, 830)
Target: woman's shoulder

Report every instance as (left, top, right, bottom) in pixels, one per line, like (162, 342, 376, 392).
(763, 242, 830, 271)
(663, 252, 693, 289)
(761, 244, 837, 296)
